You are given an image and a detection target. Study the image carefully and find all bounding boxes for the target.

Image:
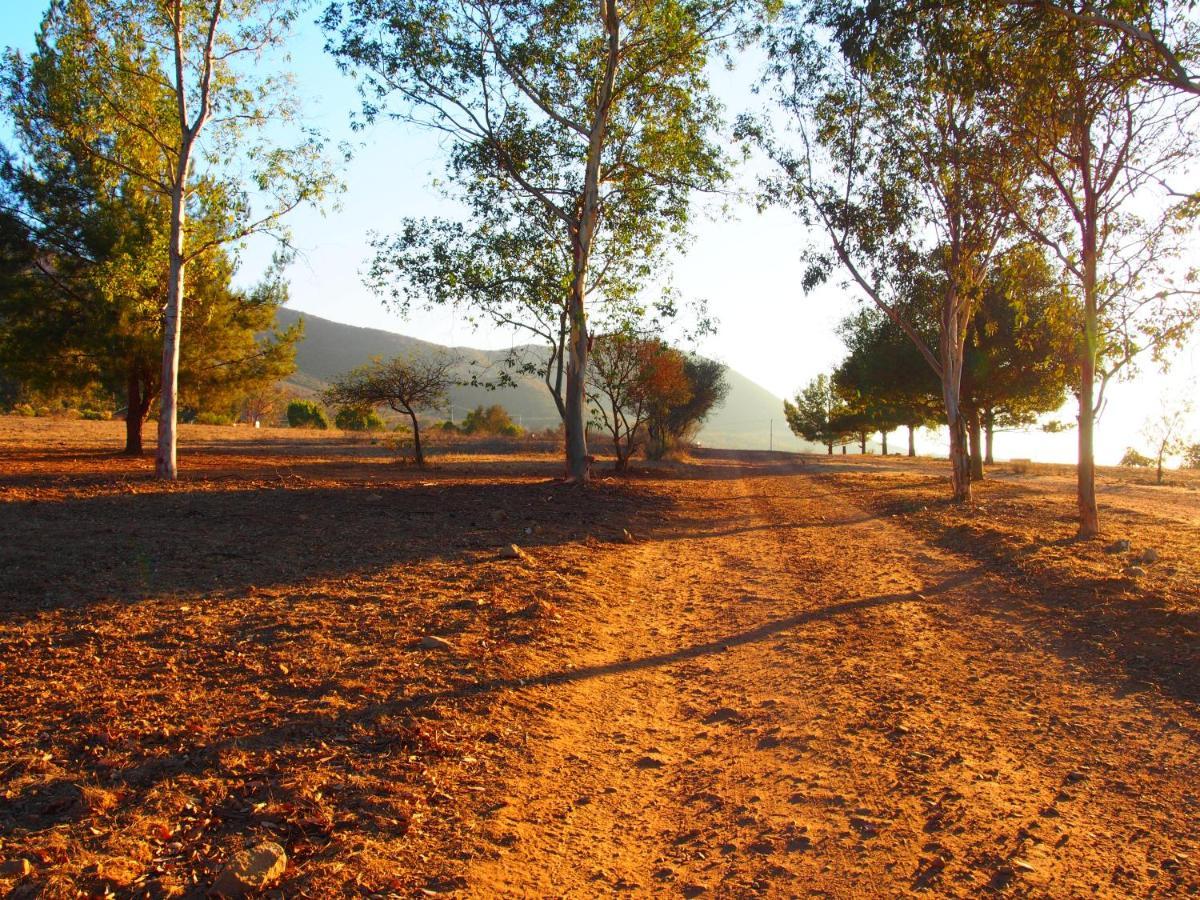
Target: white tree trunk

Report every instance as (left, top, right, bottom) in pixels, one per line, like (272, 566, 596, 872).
(156, 182, 187, 479)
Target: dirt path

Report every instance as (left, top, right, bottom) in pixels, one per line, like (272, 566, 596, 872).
(461, 456, 1199, 897)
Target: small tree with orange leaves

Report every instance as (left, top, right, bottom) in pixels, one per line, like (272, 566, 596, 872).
(588, 332, 691, 472)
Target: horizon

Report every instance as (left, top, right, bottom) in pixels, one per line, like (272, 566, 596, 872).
(2, 3, 1197, 467)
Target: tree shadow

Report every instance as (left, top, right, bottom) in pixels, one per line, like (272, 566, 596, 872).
(0, 476, 666, 620)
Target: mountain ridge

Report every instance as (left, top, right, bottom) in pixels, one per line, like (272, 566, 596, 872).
(277, 307, 817, 451)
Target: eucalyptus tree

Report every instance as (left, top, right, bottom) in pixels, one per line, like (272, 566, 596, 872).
(324, 0, 756, 481)
(3, 0, 335, 478)
(1017, 0, 1200, 96)
(983, 5, 1200, 535)
(748, 3, 1027, 501)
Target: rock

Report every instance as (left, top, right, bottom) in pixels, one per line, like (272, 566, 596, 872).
(681, 885, 708, 898)
(498, 544, 527, 560)
(1010, 858, 1036, 873)
(419, 635, 454, 651)
(0, 859, 33, 878)
(634, 755, 665, 769)
(365, 493, 383, 502)
(1139, 547, 1159, 564)
(1123, 565, 1147, 578)
(1105, 539, 1131, 553)
(622, 528, 636, 544)
(209, 842, 287, 897)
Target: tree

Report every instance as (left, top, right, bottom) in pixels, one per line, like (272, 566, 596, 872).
(335, 405, 385, 431)
(287, 400, 329, 429)
(1141, 398, 1193, 484)
(323, 356, 456, 466)
(962, 243, 1074, 474)
(461, 404, 524, 437)
(2, 0, 335, 478)
(982, 4, 1200, 534)
(784, 374, 853, 454)
(324, 0, 751, 480)
(833, 307, 942, 458)
(1018, 0, 1200, 96)
(750, 2, 1026, 501)
(646, 356, 730, 459)
(587, 332, 690, 472)
(0, 150, 300, 454)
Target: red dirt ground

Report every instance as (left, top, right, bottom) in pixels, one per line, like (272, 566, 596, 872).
(1, 418, 1198, 898)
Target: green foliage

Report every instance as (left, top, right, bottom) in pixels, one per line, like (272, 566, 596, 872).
(461, 405, 523, 438)
(327, 0, 752, 453)
(194, 412, 233, 426)
(335, 406, 385, 432)
(1185, 444, 1200, 469)
(0, 1, 304, 454)
(322, 355, 457, 465)
(1120, 448, 1153, 467)
(287, 400, 329, 430)
(784, 374, 852, 453)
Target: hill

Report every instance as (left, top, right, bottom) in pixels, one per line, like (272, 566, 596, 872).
(277, 307, 816, 451)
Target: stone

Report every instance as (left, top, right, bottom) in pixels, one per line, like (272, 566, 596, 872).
(1105, 539, 1131, 554)
(1124, 566, 1147, 578)
(498, 544, 526, 560)
(209, 842, 287, 897)
(419, 635, 454, 651)
(1139, 548, 1159, 564)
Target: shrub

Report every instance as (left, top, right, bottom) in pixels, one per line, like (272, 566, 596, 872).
(436, 420, 460, 433)
(287, 400, 329, 430)
(12, 403, 34, 417)
(335, 405, 385, 431)
(194, 411, 233, 426)
(80, 409, 110, 421)
(461, 404, 523, 436)
(1120, 447, 1153, 467)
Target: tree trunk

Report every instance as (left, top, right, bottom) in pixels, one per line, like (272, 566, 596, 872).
(409, 410, 424, 466)
(826, 441, 833, 455)
(907, 424, 916, 457)
(156, 180, 187, 479)
(125, 368, 145, 456)
(941, 280, 972, 503)
(1077, 182, 1100, 537)
(1157, 454, 1164, 485)
(563, 278, 589, 481)
(859, 432, 866, 454)
(967, 406, 984, 481)
(983, 409, 995, 465)
(880, 429, 888, 455)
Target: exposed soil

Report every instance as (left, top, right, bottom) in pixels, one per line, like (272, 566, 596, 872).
(1, 419, 1198, 898)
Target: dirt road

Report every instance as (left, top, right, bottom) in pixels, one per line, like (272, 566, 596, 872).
(2, 426, 1197, 898)
(461, 454, 1199, 897)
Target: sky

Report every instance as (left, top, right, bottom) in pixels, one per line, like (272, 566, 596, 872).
(2, 2, 1198, 465)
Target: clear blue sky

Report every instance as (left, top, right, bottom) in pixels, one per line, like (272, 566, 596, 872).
(3, 2, 1197, 463)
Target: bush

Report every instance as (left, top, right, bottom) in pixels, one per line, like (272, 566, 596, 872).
(80, 409, 110, 421)
(461, 404, 523, 436)
(287, 400, 329, 430)
(194, 411, 233, 426)
(12, 403, 34, 417)
(1120, 447, 1153, 467)
(436, 420, 460, 433)
(335, 405, 385, 431)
